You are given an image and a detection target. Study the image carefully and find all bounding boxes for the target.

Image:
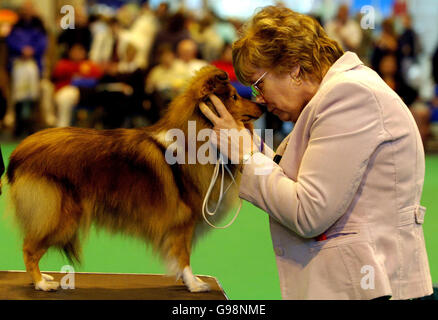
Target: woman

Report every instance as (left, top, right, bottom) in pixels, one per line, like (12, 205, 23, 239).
(200, 6, 432, 300)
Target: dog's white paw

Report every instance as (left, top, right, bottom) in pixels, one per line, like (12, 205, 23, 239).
(41, 273, 54, 281)
(187, 277, 211, 293)
(35, 279, 59, 291)
(181, 266, 211, 293)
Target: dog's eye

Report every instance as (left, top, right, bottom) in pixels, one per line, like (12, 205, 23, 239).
(233, 94, 238, 100)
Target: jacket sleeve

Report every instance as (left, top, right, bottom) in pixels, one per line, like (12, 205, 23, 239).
(6, 29, 25, 55)
(238, 81, 388, 238)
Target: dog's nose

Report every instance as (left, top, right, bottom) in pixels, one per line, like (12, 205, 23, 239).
(256, 102, 268, 113)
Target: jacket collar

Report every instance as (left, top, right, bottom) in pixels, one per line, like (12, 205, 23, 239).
(319, 51, 364, 88)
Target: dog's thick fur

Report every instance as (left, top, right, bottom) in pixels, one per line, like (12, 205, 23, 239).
(4, 66, 263, 292)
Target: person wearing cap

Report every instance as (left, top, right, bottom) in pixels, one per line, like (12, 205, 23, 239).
(200, 6, 432, 300)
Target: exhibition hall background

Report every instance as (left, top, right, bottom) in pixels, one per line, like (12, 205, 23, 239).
(0, 0, 437, 299)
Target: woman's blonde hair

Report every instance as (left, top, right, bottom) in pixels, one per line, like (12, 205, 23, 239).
(232, 6, 344, 85)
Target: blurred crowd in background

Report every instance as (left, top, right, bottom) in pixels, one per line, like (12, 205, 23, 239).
(0, 0, 438, 151)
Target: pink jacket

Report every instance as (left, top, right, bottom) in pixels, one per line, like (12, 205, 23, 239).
(239, 52, 433, 300)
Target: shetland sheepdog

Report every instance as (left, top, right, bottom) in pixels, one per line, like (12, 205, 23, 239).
(3, 66, 264, 292)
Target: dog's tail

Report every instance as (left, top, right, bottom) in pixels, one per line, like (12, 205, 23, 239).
(0, 146, 5, 195)
(61, 233, 82, 266)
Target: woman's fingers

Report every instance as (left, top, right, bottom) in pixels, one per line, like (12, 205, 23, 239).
(200, 94, 244, 131)
(209, 94, 232, 120)
(199, 102, 219, 125)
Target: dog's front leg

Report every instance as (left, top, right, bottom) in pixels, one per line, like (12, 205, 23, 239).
(178, 266, 210, 293)
(162, 212, 211, 293)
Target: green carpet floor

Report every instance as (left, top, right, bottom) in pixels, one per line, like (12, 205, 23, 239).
(0, 142, 436, 299)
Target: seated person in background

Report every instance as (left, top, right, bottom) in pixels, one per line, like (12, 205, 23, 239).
(145, 45, 184, 122)
(52, 43, 102, 127)
(148, 11, 191, 68)
(211, 43, 236, 81)
(430, 47, 438, 140)
(371, 18, 398, 72)
(190, 14, 224, 62)
(324, 4, 362, 52)
(431, 87, 438, 122)
(379, 52, 417, 106)
(0, 69, 8, 125)
(6, 0, 48, 136)
(409, 94, 431, 149)
(9, 54, 40, 136)
(6, 1, 47, 74)
(377, 52, 427, 147)
(97, 42, 146, 128)
(212, 43, 252, 99)
(57, 6, 92, 59)
(378, 53, 398, 91)
(173, 38, 207, 78)
(427, 87, 438, 144)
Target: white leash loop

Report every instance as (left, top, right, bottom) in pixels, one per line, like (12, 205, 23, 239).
(201, 155, 242, 229)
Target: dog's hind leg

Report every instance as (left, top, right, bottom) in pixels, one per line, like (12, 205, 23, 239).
(163, 219, 210, 293)
(12, 176, 82, 291)
(10, 175, 61, 291)
(23, 238, 60, 291)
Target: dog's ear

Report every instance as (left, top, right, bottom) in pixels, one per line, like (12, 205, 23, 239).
(215, 71, 228, 82)
(199, 69, 229, 98)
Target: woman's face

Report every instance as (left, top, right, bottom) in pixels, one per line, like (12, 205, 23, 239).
(251, 68, 317, 122)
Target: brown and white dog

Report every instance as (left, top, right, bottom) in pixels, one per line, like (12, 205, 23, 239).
(4, 66, 264, 292)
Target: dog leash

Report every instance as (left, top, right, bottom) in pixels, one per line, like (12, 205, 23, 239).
(202, 136, 266, 229)
(202, 154, 242, 229)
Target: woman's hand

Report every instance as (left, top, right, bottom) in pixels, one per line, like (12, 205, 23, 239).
(199, 94, 245, 130)
(199, 94, 256, 164)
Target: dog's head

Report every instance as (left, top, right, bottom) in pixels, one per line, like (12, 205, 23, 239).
(188, 65, 265, 126)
